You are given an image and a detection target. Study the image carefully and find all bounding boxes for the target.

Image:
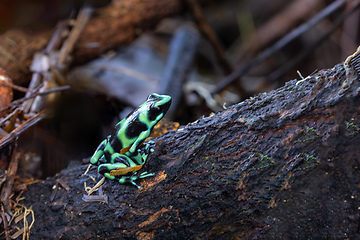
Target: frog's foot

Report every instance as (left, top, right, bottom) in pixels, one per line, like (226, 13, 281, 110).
(117, 172, 155, 189)
(131, 141, 156, 165)
(139, 171, 155, 178)
(140, 140, 156, 155)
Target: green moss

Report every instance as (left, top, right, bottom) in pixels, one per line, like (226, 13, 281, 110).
(250, 152, 275, 170)
(296, 153, 319, 171)
(189, 135, 206, 149)
(296, 126, 320, 143)
(345, 121, 359, 136)
(194, 157, 218, 173)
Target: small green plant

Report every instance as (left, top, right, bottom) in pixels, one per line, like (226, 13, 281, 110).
(296, 126, 320, 143)
(296, 153, 320, 171)
(251, 152, 275, 170)
(345, 121, 359, 136)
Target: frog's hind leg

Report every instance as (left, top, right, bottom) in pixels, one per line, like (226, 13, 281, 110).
(98, 153, 155, 188)
(98, 162, 127, 180)
(98, 154, 138, 180)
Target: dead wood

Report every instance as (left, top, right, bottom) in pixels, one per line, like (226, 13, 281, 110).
(0, 0, 183, 85)
(18, 56, 360, 239)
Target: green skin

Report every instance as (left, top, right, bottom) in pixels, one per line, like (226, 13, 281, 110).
(90, 93, 171, 188)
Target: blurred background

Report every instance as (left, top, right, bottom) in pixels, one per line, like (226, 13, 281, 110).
(0, 0, 359, 179)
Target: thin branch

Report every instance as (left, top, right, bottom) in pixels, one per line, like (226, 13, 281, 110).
(0, 85, 70, 113)
(184, 0, 232, 74)
(0, 81, 32, 93)
(265, 1, 360, 85)
(1, 205, 10, 240)
(58, 6, 93, 65)
(0, 109, 47, 148)
(23, 20, 70, 113)
(212, 0, 349, 94)
(22, 73, 42, 114)
(0, 109, 20, 127)
(0, 142, 19, 217)
(45, 20, 71, 54)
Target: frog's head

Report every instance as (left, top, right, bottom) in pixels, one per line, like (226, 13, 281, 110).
(146, 93, 171, 120)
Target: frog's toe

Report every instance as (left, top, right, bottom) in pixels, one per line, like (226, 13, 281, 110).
(139, 172, 155, 178)
(118, 175, 141, 188)
(132, 182, 141, 189)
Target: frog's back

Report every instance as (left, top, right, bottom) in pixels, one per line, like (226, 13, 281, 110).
(109, 116, 147, 151)
(109, 118, 130, 151)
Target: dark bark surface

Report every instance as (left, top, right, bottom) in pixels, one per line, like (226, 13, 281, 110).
(22, 60, 360, 239)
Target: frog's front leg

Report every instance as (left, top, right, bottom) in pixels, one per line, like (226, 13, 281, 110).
(126, 140, 156, 165)
(90, 138, 108, 165)
(117, 172, 155, 189)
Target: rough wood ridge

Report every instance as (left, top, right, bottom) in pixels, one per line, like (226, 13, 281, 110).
(23, 58, 360, 239)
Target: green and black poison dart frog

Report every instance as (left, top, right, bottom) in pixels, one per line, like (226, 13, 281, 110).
(90, 93, 171, 188)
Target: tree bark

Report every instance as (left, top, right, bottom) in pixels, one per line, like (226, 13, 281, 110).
(20, 57, 360, 239)
(0, 0, 183, 85)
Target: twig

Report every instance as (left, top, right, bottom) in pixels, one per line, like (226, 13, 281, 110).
(22, 205, 35, 239)
(184, 0, 233, 74)
(0, 142, 19, 217)
(8, 201, 35, 240)
(1, 205, 10, 240)
(87, 176, 105, 195)
(22, 73, 42, 113)
(56, 179, 70, 192)
(185, 0, 248, 96)
(82, 185, 108, 204)
(24, 20, 70, 113)
(0, 110, 47, 148)
(22, 7, 91, 114)
(58, 6, 93, 65)
(212, 0, 349, 94)
(265, 1, 360, 85)
(0, 79, 31, 93)
(45, 20, 70, 53)
(0, 85, 70, 113)
(98, 65, 159, 84)
(0, 109, 20, 127)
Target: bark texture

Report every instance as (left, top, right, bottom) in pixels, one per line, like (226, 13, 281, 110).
(22, 61, 360, 239)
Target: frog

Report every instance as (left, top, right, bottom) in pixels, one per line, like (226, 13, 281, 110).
(90, 93, 171, 188)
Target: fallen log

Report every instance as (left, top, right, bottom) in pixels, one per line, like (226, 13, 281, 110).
(21, 55, 360, 239)
(0, 0, 183, 85)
